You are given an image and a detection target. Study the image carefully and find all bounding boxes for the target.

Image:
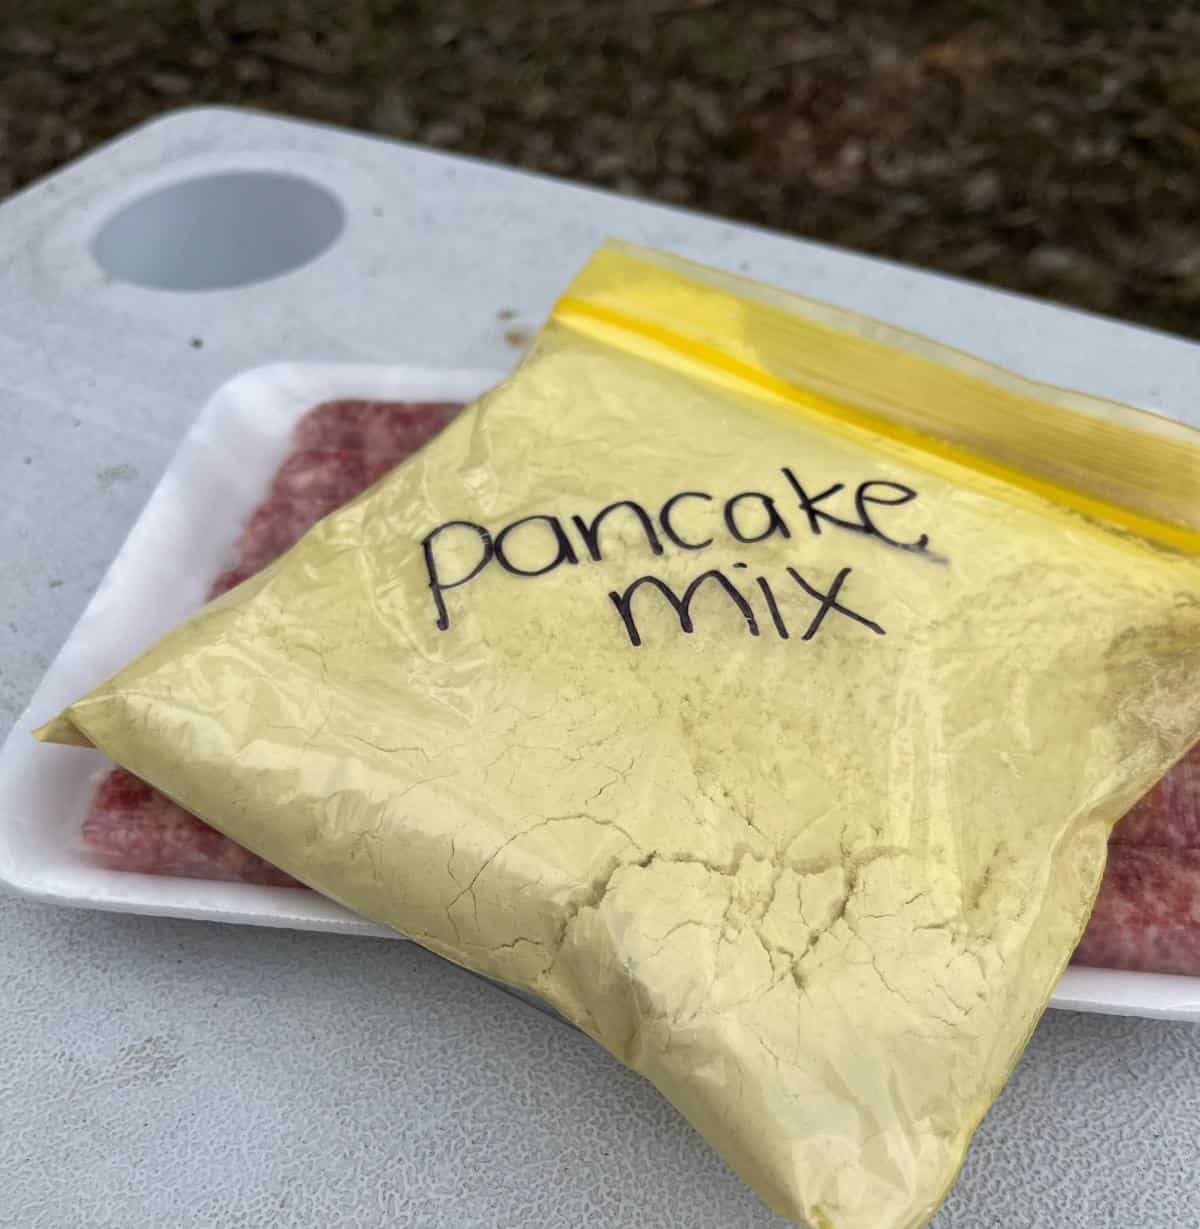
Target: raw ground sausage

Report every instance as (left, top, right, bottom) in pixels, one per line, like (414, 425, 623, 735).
(1071, 846, 1200, 976)
(83, 767, 296, 887)
(1108, 744, 1200, 851)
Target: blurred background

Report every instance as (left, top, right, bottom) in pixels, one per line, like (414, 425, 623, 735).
(2, 1, 1197, 338)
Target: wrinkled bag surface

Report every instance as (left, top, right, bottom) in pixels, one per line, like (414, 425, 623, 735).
(41, 244, 1200, 1228)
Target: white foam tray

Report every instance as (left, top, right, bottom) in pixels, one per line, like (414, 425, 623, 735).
(2, 363, 1197, 1021)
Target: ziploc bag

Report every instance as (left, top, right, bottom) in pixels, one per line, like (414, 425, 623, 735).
(39, 243, 1200, 1228)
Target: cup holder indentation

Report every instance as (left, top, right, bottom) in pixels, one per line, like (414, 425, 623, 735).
(90, 171, 345, 291)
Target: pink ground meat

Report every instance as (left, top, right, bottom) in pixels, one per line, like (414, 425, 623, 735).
(83, 768, 296, 887)
(1071, 846, 1200, 976)
(1108, 744, 1200, 851)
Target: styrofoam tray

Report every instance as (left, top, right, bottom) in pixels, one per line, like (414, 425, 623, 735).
(2, 363, 1198, 1021)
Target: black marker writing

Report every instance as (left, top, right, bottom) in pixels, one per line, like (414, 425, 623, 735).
(659, 490, 714, 551)
(723, 491, 792, 544)
(572, 500, 664, 562)
(854, 481, 929, 552)
(419, 464, 928, 636)
(785, 566, 885, 640)
(421, 520, 494, 631)
(494, 515, 579, 577)
(780, 470, 862, 538)
(781, 467, 932, 556)
(756, 575, 790, 639)
(608, 570, 760, 648)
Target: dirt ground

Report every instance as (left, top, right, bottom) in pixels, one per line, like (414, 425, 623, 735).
(2, 1, 1198, 339)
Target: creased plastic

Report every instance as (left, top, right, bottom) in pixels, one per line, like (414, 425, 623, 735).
(38, 243, 1200, 1228)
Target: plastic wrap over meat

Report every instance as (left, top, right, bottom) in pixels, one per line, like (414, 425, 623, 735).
(83, 768, 295, 887)
(209, 399, 460, 596)
(1109, 743, 1200, 851)
(1073, 846, 1200, 975)
(1074, 743, 1200, 975)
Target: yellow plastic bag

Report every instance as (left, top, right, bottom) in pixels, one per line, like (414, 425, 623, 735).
(41, 243, 1200, 1228)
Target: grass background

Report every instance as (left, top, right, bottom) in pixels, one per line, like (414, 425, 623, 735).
(2, 1, 1198, 337)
